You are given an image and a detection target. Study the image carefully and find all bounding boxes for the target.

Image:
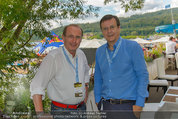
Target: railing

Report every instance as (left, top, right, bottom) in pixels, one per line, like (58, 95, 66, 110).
(147, 56, 168, 80)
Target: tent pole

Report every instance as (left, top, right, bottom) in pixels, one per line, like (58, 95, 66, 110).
(171, 8, 176, 37)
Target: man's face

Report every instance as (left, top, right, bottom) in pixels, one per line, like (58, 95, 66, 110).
(62, 26, 82, 54)
(173, 38, 176, 42)
(101, 18, 120, 43)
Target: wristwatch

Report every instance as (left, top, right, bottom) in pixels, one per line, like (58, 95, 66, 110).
(85, 84, 89, 88)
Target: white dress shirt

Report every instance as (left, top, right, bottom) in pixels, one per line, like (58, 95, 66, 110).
(166, 41, 176, 54)
(30, 46, 90, 105)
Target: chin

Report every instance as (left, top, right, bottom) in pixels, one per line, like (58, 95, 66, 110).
(107, 39, 115, 42)
(70, 47, 77, 51)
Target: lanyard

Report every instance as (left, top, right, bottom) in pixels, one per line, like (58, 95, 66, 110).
(62, 46, 79, 83)
(106, 37, 122, 68)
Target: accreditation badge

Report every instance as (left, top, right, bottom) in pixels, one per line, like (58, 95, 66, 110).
(74, 83, 83, 97)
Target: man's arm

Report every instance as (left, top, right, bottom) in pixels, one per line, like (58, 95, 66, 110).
(94, 50, 103, 105)
(83, 53, 90, 104)
(130, 42, 148, 118)
(33, 94, 44, 113)
(84, 83, 89, 103)
(33, 94, 53, 119)
(132, 42, 149, 107)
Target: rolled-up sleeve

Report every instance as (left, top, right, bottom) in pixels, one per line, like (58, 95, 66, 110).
(30, 54, 56, 100)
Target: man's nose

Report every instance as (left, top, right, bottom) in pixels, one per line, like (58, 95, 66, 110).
(72, 37, 78, 43)
(107, 28, 112, 33)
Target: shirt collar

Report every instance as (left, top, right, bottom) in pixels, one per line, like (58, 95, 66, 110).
(107, 37, 121, 51)
(63, 46, 78, 59)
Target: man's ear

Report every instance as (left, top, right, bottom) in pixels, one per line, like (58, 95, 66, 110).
(62, 34, 65, 42)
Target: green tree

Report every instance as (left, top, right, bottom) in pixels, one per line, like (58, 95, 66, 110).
(0, 0, 99, 111)
(104, 0, 144, 12)
(0, 0, 99, 73)
(131, 31, 138, 35)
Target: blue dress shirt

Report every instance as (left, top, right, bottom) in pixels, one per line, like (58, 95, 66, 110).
(94, 37, 149, 107)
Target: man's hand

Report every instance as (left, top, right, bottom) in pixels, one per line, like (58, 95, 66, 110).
(133, 105, 143, 119)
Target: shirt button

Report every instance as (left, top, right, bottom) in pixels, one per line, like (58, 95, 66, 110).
(109, 80, 111, 82)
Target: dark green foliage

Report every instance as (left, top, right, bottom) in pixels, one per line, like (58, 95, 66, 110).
(0, 0, 99, 113)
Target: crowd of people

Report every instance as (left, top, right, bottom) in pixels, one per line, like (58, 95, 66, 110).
(142, 36, 178, 63)
(166, 36, 178, 55)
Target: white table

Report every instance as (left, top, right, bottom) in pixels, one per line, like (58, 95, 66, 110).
(140, 103, 160, 119)
(155, 86, 178, 119)
(159, 86, 178, 107)
(141, 86, 178, 119)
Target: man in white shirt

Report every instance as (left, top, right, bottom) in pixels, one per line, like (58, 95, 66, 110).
(166, 36, 176, 55)
(176, 36, 178, 51)
(30, 24, 90, 118)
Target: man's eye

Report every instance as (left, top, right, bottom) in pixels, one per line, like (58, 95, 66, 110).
(110, 26, 115, 29)
(69, 35, 73, 38)
(76, 36, 81, 39)
(103, 28, 108, 31)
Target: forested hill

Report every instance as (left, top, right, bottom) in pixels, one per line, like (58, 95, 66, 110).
(53, 7, 178, 39)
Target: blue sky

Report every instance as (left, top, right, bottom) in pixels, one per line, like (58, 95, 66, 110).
(49, 0, 178, 29)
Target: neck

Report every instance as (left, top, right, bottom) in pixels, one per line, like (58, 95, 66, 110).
(68, 50, 76, 57)
(108, 40, 118, 51)
(108, 43, 114, 51)
(64, 46, 76, 57)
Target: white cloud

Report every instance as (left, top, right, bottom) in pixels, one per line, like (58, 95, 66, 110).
(115, 0, 164, 17)
(49, 0, 178, 29)
(49, 17, 100, 30)
(171, 0, 178, 8)
(85, 0, 105, 6)
(143, 0, 162, 11)
(104, 8, 112, 12)
(113, 6, 121, 12)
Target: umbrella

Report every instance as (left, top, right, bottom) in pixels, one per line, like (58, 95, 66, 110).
(79, 39, 106, 48)
(151, 36, 169, 43)
(155, 24, 178, 34)
(132, 38, 151, 44)
(33, 31, 63, 55)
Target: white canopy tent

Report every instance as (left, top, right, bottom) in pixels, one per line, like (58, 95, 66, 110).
(79, 39, 106, 48)
(151, 36, 169, 43)
(79, 39, 106, 65)
(131, 38, 151, 44)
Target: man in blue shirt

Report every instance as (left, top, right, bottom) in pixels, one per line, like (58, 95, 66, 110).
(94, 14, 149, 119)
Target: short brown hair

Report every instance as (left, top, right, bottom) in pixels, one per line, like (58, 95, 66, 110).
(169, 36, 174, 41)
(100, 14, 120, 29)
(62, 24, 83, 36)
